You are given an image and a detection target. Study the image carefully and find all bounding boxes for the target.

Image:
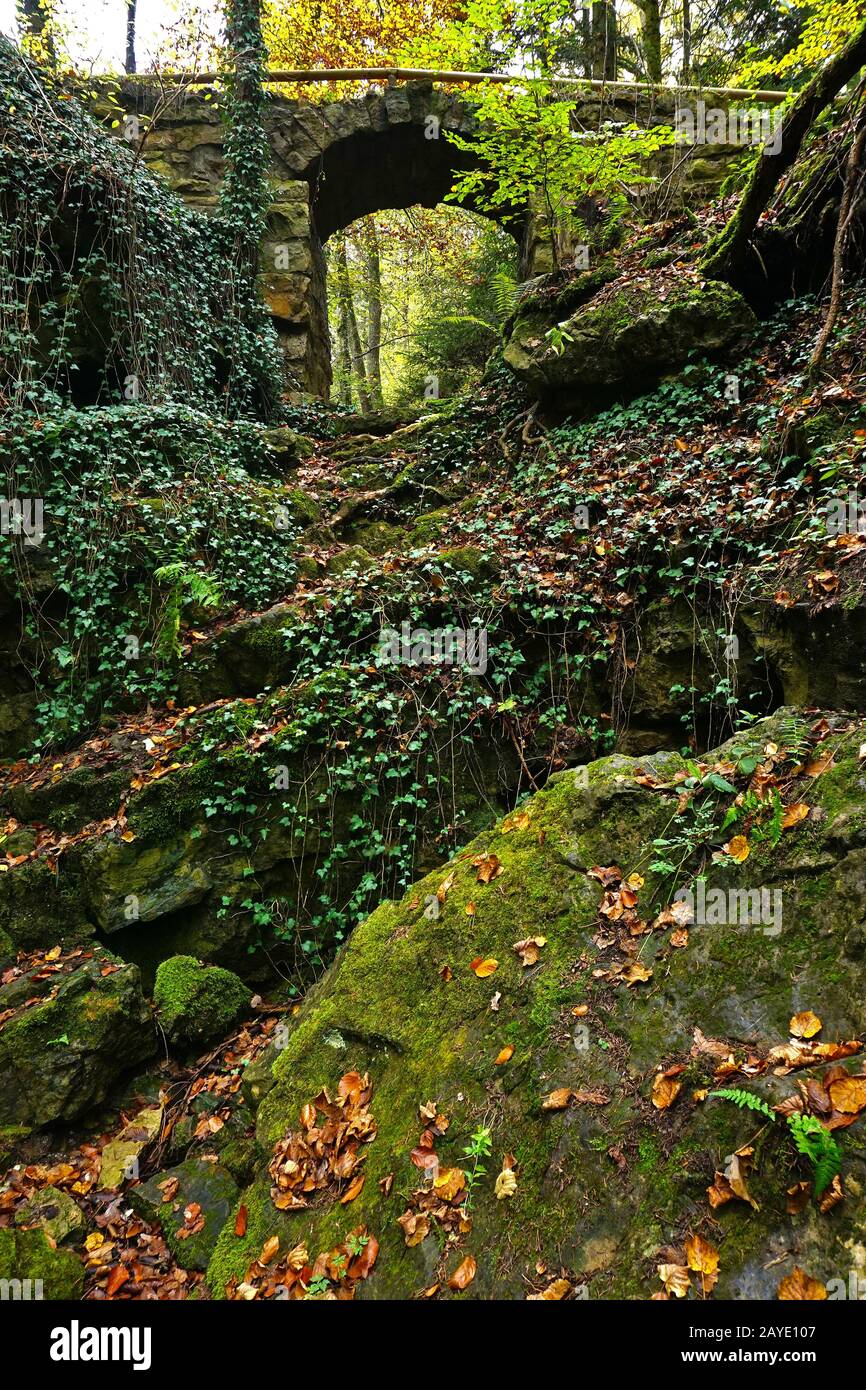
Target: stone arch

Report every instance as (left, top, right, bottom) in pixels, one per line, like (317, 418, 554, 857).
(262, 82, 528, 397)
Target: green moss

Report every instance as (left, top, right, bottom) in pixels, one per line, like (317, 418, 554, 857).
(153, 955, 250, 1047)
(0, 1227, 84, 1299)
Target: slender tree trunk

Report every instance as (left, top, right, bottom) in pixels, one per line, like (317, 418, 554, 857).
(810, 114, 866, 370)
(331, 239, 354, 406)
(637, 0, 663, 84)
(702, 19, 866, 282)
(125, 0, 138, 74)
(334, 235, 371, 412)
(590, 1, 616, 80)
(681, 0, 691, 84)
(361, 216, 384, 410)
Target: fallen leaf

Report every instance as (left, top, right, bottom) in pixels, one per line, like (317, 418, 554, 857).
(448, 1254, 477, 1291)
(494, 1045, 514, 1065)
(471, 957, 499, 978)
(652, 1072, 682, 1111)
(778, 1267, 827, 1300)
(726, 835, 750, 863)
(789, 1010, 822, 1040)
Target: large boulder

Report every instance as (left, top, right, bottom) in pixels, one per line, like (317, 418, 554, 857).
(504, 270, 755, 404)
(207, 712, 866, 1300)
(0, 952, 156, 1129)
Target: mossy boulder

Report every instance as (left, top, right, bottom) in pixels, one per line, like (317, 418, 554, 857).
(128, 1157, 239, 1271)
(208, 715, 866, 1300)
(0, 1227, 84, 1300)
(154, 955, 250, 1048)
(503, 271, 756, 404)
(0, 953, 156, 1129)
(12, 1187, 87, 1245)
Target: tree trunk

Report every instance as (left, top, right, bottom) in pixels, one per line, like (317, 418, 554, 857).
(590, 1, 616, 80)
(334, 235, 372, 413)
(810, 114, 866, 370)
(681, 0, 691, 84)
(637, 0, 663, 84)
(361, 217, 384, 410)
(125, 0, 138, 75)
(701, 19, 866, 283)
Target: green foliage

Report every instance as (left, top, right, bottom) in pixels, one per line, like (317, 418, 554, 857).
(461, 1124, 493, 1210)
(710, 1087, 776, 1119)
(446, 80, 677, 268)
(712, 1089, 843, 1197)
(787, 1113, 842, 1197)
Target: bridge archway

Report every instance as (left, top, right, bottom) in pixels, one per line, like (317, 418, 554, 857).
(260, 82, 529, 397)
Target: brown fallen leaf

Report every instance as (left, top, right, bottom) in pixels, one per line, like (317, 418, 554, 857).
(782, 802, 810, 829)
(471, 957, 499, 978)
(541, 1087, 572, 1111)
(259, 1235, 280, 1265)
(827, 1074, 866, 1114)
(473, 853, 502, 884)
(513, 935, 547, 967)
(657, 1262, 690, 1298)
(652, 1071, 682, 1111)
(448, 1254, 477, 1291)
(234, 1204, 248, 1237)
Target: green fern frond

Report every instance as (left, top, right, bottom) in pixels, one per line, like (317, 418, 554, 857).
(710, 1088, 775, 1120)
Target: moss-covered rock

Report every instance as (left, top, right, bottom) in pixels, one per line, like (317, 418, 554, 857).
(0, 1227, 84, 1299)
(12, 1187, 87, 1245)
(503, 270, 756, 405)
(0, 953, 156, 1129)
(154, 955, 250, 1048)
(207, 715, 866, 1300)
(128, 1157, 239, 1270)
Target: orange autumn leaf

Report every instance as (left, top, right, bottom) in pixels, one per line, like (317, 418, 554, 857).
(827, 1075, 866, 1114)
(471, 957, 499, 978)
(685, 1233, 720, 1296)
(789, 1010, 822, 1040)
(448, 1254, 477, 1291)
(494, 1044, 514, 1065)
(234, 1204, 248, 1237)
(726, 835, 750, 863)
(782, 802, 809, 829)
(651, 1072, 682, 1111)
(778, 1267, 827, 1300)
(259, 1236, 280, 1265)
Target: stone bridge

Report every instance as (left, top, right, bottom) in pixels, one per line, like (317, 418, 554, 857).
(105, 79, 736, 398)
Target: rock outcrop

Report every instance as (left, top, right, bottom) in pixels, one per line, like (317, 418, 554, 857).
(207, 711, 866, 1300)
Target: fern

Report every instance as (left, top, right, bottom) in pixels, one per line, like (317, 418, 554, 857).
(710, 1088, 775, 1120)
(787, 1114, 841, 1197)
(712, 1090, 842, 1197)
(154, 562, 222, 660)
(490, 269, 519, 323)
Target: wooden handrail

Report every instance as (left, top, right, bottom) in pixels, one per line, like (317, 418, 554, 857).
(123, 66, 798, 104)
